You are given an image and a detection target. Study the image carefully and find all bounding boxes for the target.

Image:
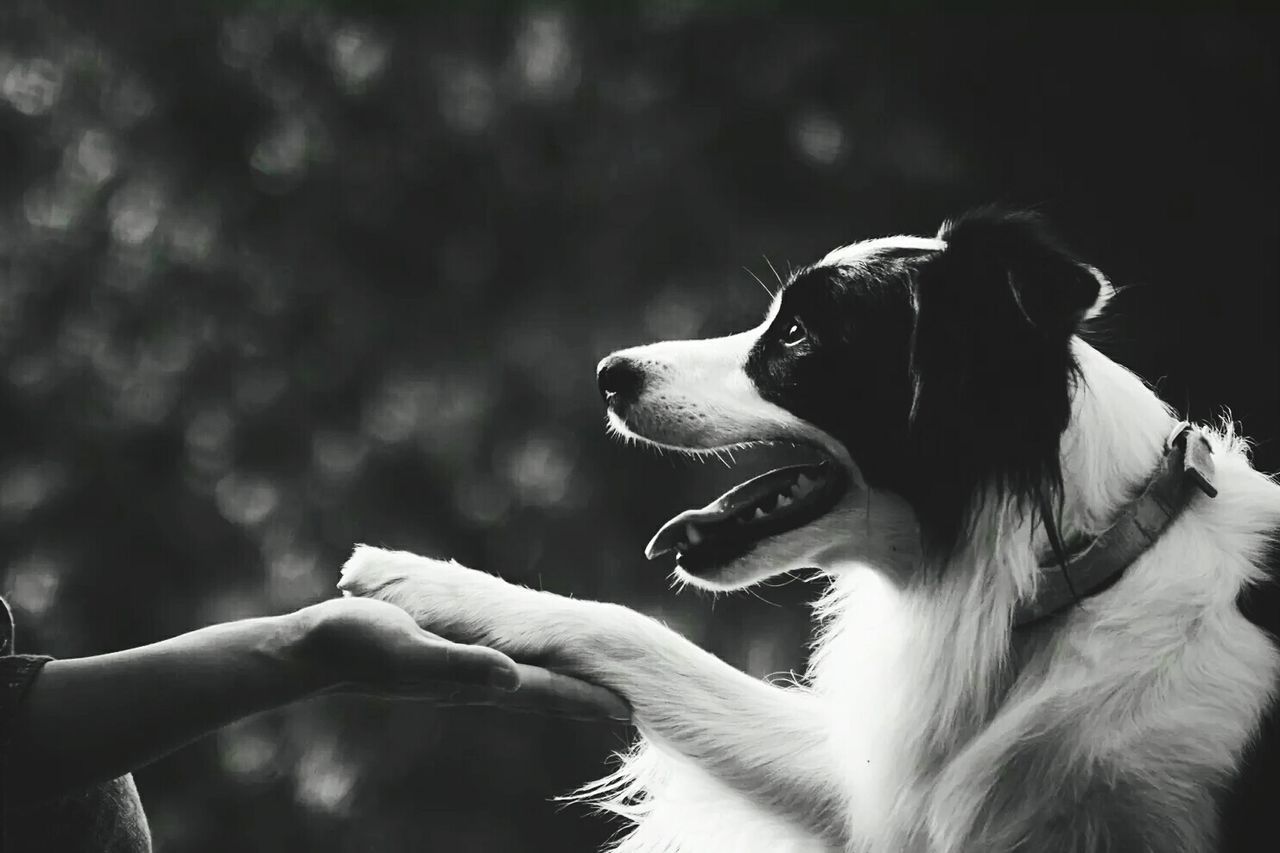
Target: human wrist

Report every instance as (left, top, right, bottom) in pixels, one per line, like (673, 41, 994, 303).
(266, 605, 343, 696)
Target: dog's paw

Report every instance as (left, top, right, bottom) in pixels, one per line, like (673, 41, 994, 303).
(337, 545, 518, 647)
(339, 544, 449, 597)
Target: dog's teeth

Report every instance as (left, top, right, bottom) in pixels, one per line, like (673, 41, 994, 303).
(795, 473, 814, 495)
(776, 493, 793, 508)
(686, 524, 703, 545)
(752, 507, 767, 521)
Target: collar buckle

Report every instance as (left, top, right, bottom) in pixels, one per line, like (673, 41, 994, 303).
(1167, 421, 1218, 499)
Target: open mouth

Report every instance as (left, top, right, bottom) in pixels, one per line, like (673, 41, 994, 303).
(645, 445, 849, 575)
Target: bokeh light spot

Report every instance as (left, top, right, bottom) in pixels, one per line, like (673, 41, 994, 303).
(218, 720, 280, 782)
(216, 472, 280, 527)
(4, 551, 64, 618)
(792, 110, 846, 167)
(294, 743, 357, 815)
(514, 10, 579, 101)
(0, 459, 66, 518)
(68, 128, 118, 185)
(108, 180, 167, 245)
(311, 429, 369, 482)
(2, 57, 62, 116)
(502, 433, 574, 508)
(436, 57, 496, 135)
(250, 115, 312, 180)
(329, 25, 389, 94)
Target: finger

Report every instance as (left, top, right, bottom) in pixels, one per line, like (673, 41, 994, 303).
(505, 664, 631, 722)
(368, 669, 630, 723)
(412, 638, 522, 691)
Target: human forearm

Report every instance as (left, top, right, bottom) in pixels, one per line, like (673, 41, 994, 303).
(4, 594, 625, 804)
(7, 611, 317, 803)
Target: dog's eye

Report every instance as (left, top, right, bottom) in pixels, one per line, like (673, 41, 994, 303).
(782, 318, 808, 348)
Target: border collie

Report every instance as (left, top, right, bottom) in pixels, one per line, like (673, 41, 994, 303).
(340, 209, 1280, 852)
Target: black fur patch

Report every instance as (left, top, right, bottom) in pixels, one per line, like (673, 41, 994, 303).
(909, 210, 1101, 554)
(745, 253, 921, 493)
(746, 209, 1102, 558)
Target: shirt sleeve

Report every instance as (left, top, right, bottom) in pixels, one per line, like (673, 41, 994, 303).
(1, 592, 54, 748)
(2, 655, 53, 808)
(1, 654, 54, 731)
(2, 592, 56, 840)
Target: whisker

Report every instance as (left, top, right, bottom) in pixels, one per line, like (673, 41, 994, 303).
(764, 255, 786, 289)
(743, 266, 775, 299)
(745, 586, 781, 607)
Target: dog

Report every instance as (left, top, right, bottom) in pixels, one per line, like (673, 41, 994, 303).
(339, 209, 1280, 852)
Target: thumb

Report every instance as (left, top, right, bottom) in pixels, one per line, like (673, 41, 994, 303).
(406, 635, 522, 692)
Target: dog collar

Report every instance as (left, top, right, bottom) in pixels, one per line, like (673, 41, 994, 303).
(1013, 422, 1217, 629)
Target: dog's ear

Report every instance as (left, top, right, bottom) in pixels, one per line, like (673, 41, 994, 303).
(928, 209, 1110, 333)
(905, 209, 1105, 556)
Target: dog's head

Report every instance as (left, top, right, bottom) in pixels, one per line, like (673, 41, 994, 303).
(600, 209, 1111, 590)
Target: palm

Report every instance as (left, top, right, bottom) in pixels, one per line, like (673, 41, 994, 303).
(298, 597, 628, 721)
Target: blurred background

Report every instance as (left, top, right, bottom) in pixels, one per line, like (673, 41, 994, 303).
(1, 3, 1276, 851)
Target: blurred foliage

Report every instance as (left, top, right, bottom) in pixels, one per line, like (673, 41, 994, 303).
(0, 3, 1276, 851)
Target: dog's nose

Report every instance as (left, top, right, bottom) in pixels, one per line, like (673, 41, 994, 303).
(596, 355, 645, 406)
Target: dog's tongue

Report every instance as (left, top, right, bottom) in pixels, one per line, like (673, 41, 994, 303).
(645, 463, 833, 560)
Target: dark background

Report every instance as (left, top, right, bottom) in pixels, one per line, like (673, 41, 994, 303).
(1, 4, 1276, 851)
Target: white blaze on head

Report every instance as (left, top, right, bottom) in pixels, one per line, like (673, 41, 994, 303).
(817, 236, 947, 269)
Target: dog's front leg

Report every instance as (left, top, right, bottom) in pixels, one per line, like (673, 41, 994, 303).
(339, 546, 847, 847)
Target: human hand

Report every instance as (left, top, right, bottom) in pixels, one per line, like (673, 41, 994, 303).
(289, 596, 629, 722)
